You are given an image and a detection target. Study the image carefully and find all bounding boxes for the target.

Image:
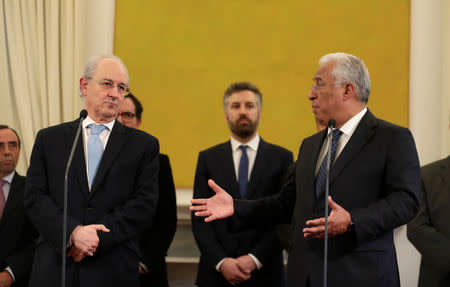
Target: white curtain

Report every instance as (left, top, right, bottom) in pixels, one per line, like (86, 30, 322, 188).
(0, 0, 115, 174)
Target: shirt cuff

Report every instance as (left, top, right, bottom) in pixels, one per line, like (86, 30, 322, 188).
(5, 266, 15, 282)
(139, 262, 149, 273)
(215, 258, 227, 271)
(248, 253, 263, 270)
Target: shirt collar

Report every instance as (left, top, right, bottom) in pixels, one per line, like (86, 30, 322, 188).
(230, 133, 260, 152)
(2, 171, 15, 184)
(82, 115, 115, 131)
(337, 107, 367, 136)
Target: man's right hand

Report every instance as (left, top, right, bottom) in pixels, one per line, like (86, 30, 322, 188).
(71, 224, 110, 256)
(190, 179, 234, 222)
(219, 258, 251, 285)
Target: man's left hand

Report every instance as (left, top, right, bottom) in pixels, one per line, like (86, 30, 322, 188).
(303, 196, 351, 238)
(67, 245, 86, 262)
(236, 255, 257, 275)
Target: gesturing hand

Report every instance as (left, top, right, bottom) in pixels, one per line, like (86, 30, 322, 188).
(303, 196, 351, 238)
(190, 179, 234, 222)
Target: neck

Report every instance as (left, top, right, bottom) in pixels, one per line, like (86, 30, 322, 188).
(232, 132, 257, 144)
(0, 170, 13, 179)
(335, 103, 365, 129)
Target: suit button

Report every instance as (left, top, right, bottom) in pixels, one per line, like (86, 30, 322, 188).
(87, 207, 93, 211)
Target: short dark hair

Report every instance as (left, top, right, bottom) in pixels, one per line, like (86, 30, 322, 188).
(0, 125, 21, 148)
(223, 82, 262, 112)
(125, 93, 144, 120)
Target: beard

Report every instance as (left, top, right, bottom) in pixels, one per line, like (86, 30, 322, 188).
(228, 115, 259, 140)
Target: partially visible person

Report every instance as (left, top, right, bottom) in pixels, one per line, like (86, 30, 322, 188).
(24, 55, 160, 287)
(192, 82, 293, 287)
(407, 153, 450, 287)
(191, 53, 421, 287)
(0, 125, 38, 287)
(117, 93, 177, 287)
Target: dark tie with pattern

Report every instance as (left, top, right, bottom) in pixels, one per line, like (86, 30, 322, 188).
(238, 145, 249, 198)
(315, 129, 342, 198)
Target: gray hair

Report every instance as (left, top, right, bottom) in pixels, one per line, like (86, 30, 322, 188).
(223, 82, 262, 113)
(319, 53, 371, 104)
(79, 54, 129, 96)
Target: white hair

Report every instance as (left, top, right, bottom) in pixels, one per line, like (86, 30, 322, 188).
(319, 52, 371, 104)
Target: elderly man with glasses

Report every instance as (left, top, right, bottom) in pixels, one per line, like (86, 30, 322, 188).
(25, 55, 160, 287)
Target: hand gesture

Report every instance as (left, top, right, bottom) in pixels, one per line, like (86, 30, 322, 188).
(303, 196, 351, 238)
(190, 179, 234, 222)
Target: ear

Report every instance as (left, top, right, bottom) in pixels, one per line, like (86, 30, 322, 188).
(342, 83, 355, 101)
(137, 119, 142, 128)
(80, 77, 89, 97)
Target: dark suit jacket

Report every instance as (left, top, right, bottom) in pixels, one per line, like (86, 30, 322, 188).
(24, 119, 160, 287)
(407, 156, 450, 287)
(0, 172, 38, 287)
(192, 138, 293, 287)
(139, 153, 177, 287)
(235, 110, 421, 287)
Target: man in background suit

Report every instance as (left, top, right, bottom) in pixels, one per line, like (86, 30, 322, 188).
(117, 93, 177, 287)
(191, 53, 421, 287)
(24, 55, 160, 287)
(407, 154, 450, 287)
(0, 125, 37, 287)
(192, 82, 293, 287)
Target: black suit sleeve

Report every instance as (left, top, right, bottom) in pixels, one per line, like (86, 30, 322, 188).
(248, 151, 293, 263)
(140, 154, 177, 266)
(192, 151, 229, 268)
(351, 127, 421, 244)
(407, 179, 450, 272)
(25, 130, 81, 254)
(96, 136, 160, 253)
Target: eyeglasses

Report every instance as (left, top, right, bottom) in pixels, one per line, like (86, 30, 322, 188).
(88, 78, 130, 96)
(118, 112, 136, 121)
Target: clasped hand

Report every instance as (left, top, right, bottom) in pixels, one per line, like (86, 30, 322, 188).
(67, 224, 110, 262)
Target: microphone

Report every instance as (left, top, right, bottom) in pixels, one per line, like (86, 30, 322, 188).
(328, 118, 336, 129)
(323, 118, 336, 287)
(62, 110, 87, 287)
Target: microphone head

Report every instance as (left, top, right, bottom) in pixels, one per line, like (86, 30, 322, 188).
(328, 119, 336, 128)
(80, 109, 88, 119)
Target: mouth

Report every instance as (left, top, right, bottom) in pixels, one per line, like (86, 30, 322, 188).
(312, 106, 319, 113)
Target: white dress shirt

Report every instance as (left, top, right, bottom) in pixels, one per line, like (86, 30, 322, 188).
(82, 116, 115, 189)
(315, 108, 367, 174)
(216, 134, 263, 271)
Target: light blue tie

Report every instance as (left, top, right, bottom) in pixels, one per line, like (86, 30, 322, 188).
(88, 124, 106, 189)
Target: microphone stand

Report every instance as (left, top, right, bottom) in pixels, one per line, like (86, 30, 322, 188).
(62, 111, 86, 287)
(323, 120, 336, 287)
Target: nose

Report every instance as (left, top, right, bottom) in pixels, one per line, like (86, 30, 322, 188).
(308, 88, 316, 101)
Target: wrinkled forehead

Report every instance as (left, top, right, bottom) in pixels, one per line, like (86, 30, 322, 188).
(94, 58, 128, 85)
(0, 129, 19, 144)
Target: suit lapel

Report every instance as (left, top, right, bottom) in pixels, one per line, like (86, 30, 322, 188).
(305, 130, 327, 207)
(0, 173, 24, 227)
(438, 156, 450, 195)
(90, 121, 128, 195)
(65, 119, 89, 198)
(329, 109, 377, 185)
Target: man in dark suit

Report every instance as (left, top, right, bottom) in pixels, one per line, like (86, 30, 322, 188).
(24, 55, 160, 287)
(192, 82, 293, 287)
(407, 156, 450, 287)
(0, 125, 38, 287)
(117, 93, 177, 287)
(191, 53, 421, 287)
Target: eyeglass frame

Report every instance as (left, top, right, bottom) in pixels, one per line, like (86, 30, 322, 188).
(86, 77, 130, 96)
(117, 112, 137, 121)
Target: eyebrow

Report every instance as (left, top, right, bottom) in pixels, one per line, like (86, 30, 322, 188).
(101, 78, 128, 86)
(313, 77, 323, 82)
